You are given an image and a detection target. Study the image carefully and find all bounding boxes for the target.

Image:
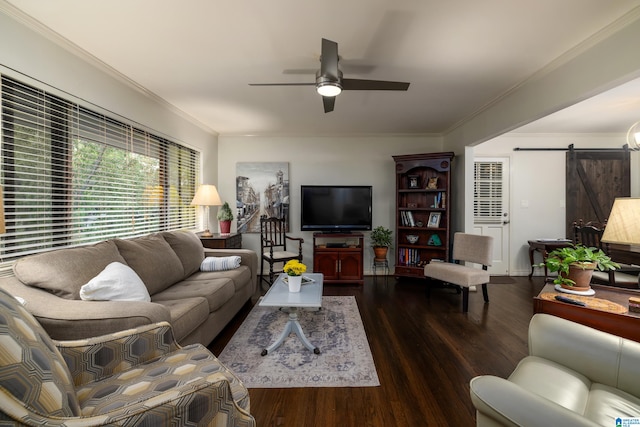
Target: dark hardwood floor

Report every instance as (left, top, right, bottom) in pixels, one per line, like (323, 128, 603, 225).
(208, 275, 547, 426)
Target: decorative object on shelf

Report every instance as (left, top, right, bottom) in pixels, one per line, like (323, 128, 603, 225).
(407, 202, 418, 208)
(416, 221, 424, 227)
(427, 177, 438, 189)
(427, 212, 441, 228)
(541, 245, 619, 290)
(191, 184, 222, 237)
(217, 201, 234, 235)
(283, 259, 307, 292)
(371, 226, 393, 260)
(406, 235, 419, 244)
(427, 234, 442, 246)
(408, 175, 420, 189)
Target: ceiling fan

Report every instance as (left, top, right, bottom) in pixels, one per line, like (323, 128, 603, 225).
(249, 38, 410, 113)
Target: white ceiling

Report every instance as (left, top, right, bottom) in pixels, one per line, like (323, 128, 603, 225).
(5, 0, 640, 137)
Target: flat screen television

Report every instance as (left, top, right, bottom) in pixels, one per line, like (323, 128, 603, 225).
(300, 185, 372, 232)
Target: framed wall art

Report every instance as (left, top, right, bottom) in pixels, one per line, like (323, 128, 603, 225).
(236, 162, 290, 233)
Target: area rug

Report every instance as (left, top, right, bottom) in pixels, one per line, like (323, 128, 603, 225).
(218, 296, 380, 388)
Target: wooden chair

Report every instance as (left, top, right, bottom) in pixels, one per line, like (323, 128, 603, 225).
(423, 233, 493, 312)
(572, 219, 606, 249)
(260, 216, 304, 288)
(573, 219, 639, 288)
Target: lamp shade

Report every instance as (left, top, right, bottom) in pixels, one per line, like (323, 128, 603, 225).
(191, 185, 222, 206)
(601, 198, 640, 245)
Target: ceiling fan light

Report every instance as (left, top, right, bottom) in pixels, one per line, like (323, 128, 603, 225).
(626, 121, 640, 150)
(317, 83, 342, 97)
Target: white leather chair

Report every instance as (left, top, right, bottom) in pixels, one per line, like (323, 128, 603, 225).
(423, 233, 493, 312)
(471, 313, 640, 426)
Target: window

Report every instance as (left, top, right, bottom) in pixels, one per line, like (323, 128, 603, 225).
(0, 76, 200, 267)
(474, 160, 503, 224)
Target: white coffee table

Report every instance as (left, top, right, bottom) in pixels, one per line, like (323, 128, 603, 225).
(259, 272, 323, 356)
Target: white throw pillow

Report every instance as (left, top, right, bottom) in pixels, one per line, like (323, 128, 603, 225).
(80, 262, 151, 302)
(200, 256, 241, 272)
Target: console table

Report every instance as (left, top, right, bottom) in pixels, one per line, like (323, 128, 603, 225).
(198, 233, 242, 249)
(313, 233, 364, 285)
(527, 239, 573, 279)
(534, 283, 640, 342)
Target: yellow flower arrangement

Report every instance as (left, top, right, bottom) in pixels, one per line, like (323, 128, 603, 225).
(283, 259, 306, 276)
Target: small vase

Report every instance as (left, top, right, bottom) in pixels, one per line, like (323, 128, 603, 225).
(288, 275, 302, 292)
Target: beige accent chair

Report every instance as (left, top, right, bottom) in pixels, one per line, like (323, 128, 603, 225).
(471, 313, 640, 426)
(423, 233, 493, 312)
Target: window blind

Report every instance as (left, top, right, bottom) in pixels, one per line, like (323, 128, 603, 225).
(474, 161, 503, 224)
(0, 75, 199, 270)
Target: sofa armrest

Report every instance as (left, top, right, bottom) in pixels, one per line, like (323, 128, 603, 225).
(55, 321, 180, 387)
(204, 249, 258, 291)
(470, 376, 600, 427)
(0, 276, 171, 340)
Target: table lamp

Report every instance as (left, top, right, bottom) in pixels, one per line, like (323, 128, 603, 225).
(601, 197, 640, 286)
(191, 184, 222, 237)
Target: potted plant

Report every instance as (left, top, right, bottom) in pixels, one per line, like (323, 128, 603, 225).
(217, 201, 234, 235)
(371, 226, 393, 260)
(542, 245, 619, 289)
(283, 259, 307, 292)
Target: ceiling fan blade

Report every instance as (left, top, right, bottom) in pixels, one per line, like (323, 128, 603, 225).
(342, 78, 410, 91)
(321, 38, 339, 80)
(322, 96, 335, 113)
(249, 83, 315, 86)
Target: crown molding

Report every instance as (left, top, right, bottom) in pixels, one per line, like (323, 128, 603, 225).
(0, 1, 217, 135)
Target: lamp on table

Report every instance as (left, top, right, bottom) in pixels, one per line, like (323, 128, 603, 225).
(601, 197, 640, 286)
(191, 184, 222, 237)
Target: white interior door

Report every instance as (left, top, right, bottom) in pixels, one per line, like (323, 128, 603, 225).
(473, 158, 510, 275)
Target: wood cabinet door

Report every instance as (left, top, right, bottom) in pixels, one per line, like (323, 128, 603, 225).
(338, 252, 363, 280)
(314, 252, 339, 280)
(566, 150, 630, 236)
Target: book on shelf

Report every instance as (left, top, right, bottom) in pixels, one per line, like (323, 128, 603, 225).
(400, 210, 416, 227)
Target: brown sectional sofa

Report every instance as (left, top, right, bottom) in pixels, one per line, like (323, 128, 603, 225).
(0, 230, 257, 346)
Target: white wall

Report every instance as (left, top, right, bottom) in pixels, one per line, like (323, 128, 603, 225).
(218, 135, 443, 273)
(475, 133, 640, 276)
(0, 9, 218, 180)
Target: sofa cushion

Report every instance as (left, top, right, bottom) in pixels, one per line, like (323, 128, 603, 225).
(80, 262, 151, 302)
(161, 231, 204, 277)
(115, 235, 185, 295)
(583, 383, 640, 425)
(0, 288, 81, 417)
(187, 266, 252, 293)
(153, 277, 235, 312)
(153, 297, 209, 342)
(13, 240, 126, 300)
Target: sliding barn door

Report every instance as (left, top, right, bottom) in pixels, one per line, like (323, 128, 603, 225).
(566, 150, 630, 236)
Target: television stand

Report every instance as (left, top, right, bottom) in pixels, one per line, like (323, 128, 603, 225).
(313, 233, 364, 285)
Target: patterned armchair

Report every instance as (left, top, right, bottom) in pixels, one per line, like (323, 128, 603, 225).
(0, 288, 255, 426)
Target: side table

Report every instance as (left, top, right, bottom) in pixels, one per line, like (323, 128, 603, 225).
(527, 239, 572, 279)
(198, 232, 242, 249)
(534, 283, 640, 342)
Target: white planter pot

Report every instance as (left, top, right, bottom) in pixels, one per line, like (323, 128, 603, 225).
(288, 275, 302, 292)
